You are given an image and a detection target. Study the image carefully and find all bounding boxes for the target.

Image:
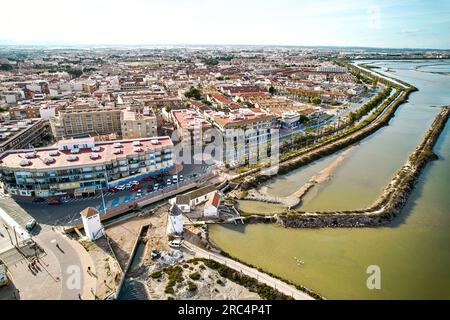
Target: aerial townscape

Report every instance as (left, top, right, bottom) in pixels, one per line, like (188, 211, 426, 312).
(0, 0, 449, 308)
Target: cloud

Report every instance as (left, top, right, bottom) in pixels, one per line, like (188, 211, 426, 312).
(367, 5, 381, 30)
(400, 28, 421, 35)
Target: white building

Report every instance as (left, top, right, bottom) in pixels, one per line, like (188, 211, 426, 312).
(167, 204, 184, 236)
(204, 192, 220, 217)
(169, 185, 217, 213)
(39, 105, 57, 120)
(81, 207, 104, 241)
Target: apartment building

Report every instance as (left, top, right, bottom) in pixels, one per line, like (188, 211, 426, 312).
(208, 108, 278, 166)
(121, 107, 157, 139)
(50, 106, 122, 140)
(8, 105, 41, 120)
(0, 136, 174, 198)
(171, 109, 212, 147)
(0, 119, 50, 153)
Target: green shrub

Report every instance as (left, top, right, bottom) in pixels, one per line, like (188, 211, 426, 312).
(150, 271, 162, 279)
(187, 281, 197, 292)
(189, 272, 201, 281)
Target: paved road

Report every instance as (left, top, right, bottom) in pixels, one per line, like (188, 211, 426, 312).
(5, 164, 211, 229)
(183, 242, 314, 300)
(35, 231, 87, 300)
(0, 219, 15, 253)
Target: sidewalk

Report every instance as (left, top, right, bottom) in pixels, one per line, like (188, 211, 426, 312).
(64, 235, 97, 300)
(3, 245, 62, 300)
(184, 242, 314, 300)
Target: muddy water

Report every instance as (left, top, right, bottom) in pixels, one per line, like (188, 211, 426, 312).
(211, 60, 450, 299)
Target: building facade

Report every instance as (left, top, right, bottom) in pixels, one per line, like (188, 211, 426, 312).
(209, 108, 279, 167)
(171, 109, 212, 147)
(0, 119, 50, 153)
(50, 107, 122, 140)
(120, 107, 157, 139)
(0, 136, 174, 198)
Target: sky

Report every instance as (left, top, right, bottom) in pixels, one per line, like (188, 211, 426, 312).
(1, 0, 449, 49)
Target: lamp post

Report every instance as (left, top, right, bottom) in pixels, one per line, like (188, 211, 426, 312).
(3, 224, 13, 247)
(99, 167, 108, 214)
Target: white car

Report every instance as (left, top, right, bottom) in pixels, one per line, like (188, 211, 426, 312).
(179, 174, 184, 182)
(166, 179, 172, 185)
(136, 190, 142, 198)
(116, 185, 126, 191)
(168, 239, 184, 248)
(154, 183, 159, 190)
(125, 183, 132, 189)
(131, 180, 139, 186)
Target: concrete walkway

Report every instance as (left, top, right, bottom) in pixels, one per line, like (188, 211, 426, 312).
(183, 242, 314, 300)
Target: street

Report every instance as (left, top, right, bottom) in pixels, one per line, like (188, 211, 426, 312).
(4, 163, 211, 229)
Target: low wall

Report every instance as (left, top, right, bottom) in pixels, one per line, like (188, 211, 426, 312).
(64, 172, 215, 233)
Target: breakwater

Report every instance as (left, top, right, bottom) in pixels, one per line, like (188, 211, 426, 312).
(237, 84, 416, 192)
(272, 106, 450, 228)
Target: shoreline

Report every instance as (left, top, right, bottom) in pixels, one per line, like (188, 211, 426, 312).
(232, 61, 417, 193)
(235, 106, 450, 228)
(242, 146, 354, 209)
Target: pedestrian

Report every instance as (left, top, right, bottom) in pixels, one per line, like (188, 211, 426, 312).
(78, 293, 82, 300)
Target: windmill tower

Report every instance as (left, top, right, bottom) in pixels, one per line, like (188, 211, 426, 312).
(166, 203, 184, 236)
(80, 207, 104, 241)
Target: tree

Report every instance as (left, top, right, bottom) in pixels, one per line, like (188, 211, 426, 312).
(299, 115, 310, 124)
(0, 64, 13, 71)
(269, 86, 277, 96)
(184, 87, 202, 100)
(67, 68, 83, 78)
(311, 97, 322, 105)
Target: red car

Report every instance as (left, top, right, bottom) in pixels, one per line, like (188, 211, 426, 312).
(108, 187, 119, 193)
(130, 184, 143, 191)
(48, 199, 62, 205)
(141, 176, 153, 182)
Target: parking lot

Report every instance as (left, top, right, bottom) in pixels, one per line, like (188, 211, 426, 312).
(4, 164, 211, 229)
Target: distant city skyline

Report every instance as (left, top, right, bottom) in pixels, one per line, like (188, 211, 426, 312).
(1, 0, 449, 49)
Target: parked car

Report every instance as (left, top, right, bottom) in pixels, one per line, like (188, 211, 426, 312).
(108, 187, 119, 193)
(131, 184, 143, 191)
(166, 179, 172, 185)
(47, 199, 62, 205)
(116, 185, 126, 191)
(0, 264, 8, 287)
(141, 176, 153, 182)
(32, 197, 46, 203)
(151, 249, 160, 260)
(131, 180, 139, 186)
(154, 183, 159, 190)
(25, 219, 37, 231)
(168, 239, 184, 248)
(136, 190, 142, 198)
(172, 174, 178, 183)
(124, 183, 132, 189)
(146, 185, 154, 192)
(179, 174, 184, 182)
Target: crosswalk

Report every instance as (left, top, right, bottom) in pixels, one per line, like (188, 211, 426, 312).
(62, 192, 117, 203)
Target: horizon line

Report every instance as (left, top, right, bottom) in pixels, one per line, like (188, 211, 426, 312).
(0, 42, 449, 51)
